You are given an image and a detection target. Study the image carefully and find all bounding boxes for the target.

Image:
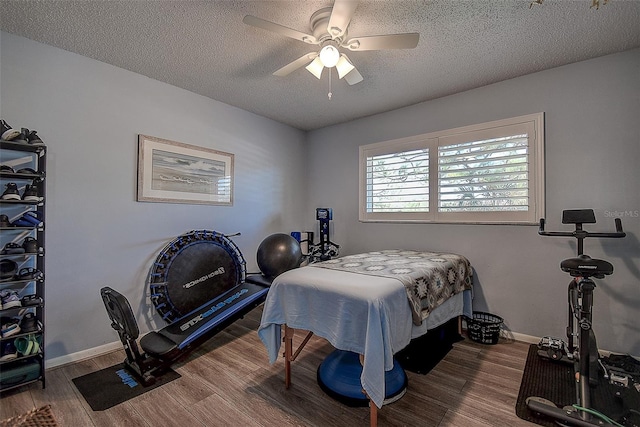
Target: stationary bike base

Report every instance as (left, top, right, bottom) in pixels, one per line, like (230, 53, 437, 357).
(526, 397, 609, 427)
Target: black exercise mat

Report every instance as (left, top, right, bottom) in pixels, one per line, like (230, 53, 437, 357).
(72, 363, 180, 411)
(515, 344, 640, 427)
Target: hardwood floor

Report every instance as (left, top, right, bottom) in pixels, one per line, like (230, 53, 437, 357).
(0, 307, 536, 426)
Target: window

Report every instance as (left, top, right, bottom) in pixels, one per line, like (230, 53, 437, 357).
(359, 113, 544, 224)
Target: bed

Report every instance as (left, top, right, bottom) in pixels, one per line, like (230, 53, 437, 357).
(258, 249, 473, 425)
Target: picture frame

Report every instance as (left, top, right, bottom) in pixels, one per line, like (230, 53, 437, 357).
(137, 135, 233, 205)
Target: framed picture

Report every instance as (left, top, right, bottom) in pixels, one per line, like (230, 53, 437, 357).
(137, 135, 233, 205)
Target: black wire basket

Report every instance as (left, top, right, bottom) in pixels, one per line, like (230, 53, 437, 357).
(466, 311, 503, 345)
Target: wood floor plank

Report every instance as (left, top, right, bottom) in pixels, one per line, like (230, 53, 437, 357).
(123, 385, 206, 427)
(438, 409, 497, 427)
(28, 367, 95, 426)
(0, 384, 36, 420)
(189, 391, 264, 427)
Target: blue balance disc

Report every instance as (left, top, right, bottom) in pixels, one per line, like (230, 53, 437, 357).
(317, 349, 408, 407)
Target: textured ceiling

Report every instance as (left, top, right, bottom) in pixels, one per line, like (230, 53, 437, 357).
(1, 0, 639, 131)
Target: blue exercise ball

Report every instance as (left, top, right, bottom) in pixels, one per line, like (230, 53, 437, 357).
(317, 349, 407, 407)
(257, 233, 302, 278)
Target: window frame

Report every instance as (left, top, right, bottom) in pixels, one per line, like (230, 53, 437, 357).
(359, 113, 545, 224)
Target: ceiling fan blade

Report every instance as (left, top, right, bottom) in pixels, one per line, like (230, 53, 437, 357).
(243, 15, 318, 45)
(328, 0, 359, 40)
(273, 53, 318, 77)
(340, 54, 363, 85)
(343, 33, 419, 51)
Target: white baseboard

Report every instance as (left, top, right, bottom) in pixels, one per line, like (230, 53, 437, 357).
(505, 330, 540, 345)
(46, 341, 122, 370)
(501, 330, 619, 357)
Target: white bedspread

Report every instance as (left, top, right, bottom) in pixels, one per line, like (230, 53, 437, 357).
(257, 265, 471, 409)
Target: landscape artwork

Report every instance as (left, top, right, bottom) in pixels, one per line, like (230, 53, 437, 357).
(137, 135, 233, 205)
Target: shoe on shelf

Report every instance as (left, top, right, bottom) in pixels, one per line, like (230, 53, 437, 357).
(0, 320, 21, 338)
(15, 334, 40, 356)
(0, 340, 18, 361)
(21, 184, 42, 202)
(1, 183, 21, 200)
(21, 237, 40, 254)
(16, 267, 43, 281)
(21, 294, 42, 307)
(0, 120, 20, 141)
(1, 242, 25, 255)
(19, 312, 38, 333)
(24, 211, 43, 225)
(27, 130, 44, 145)
(0, 289, 22, 309)
(0, 260, 18, 282)
(10, 212, 43, 228)
(15, 167, 37, 175)
(10, 217, 34, 227)
(13, 128, 29, 144)
(0, 214, 11, 227)
(0, 165, 15, 173)
(15, 336, 33, 356)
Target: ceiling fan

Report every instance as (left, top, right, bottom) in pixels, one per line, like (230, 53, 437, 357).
(243, 0, 419, 87)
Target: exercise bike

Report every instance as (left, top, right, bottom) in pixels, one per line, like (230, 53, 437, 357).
(526, 209, 626, 426)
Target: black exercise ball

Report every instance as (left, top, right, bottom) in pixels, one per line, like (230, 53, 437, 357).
(257, 233, 302, 278)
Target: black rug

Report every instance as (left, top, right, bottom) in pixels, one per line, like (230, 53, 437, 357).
(72, 363, 180, 411)
(515, 344, 640, 427)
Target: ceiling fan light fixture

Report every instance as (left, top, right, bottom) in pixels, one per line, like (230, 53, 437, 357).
(319, 45, 340, 68)
(336, 55, 355, 79)
(305, 57, 324, 79)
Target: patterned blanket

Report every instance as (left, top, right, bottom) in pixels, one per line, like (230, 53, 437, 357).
(313, 250, 473, 325)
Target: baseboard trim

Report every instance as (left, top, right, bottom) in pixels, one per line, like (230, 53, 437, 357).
(500, 330, 617, 357)
(46, 341, 122, 370)
(506, 331, 540, 345)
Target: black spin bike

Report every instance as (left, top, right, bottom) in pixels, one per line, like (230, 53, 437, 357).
(526, 209, 627, 426)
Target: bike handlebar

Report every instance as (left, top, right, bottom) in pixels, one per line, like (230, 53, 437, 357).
(538, 217, 626, 238)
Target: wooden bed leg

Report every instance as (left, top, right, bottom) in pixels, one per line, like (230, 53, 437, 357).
(283, 325, 294, 389)
(458, 315, 463, 335)
(370, 402, 378, 427)
(359, 354, 379, 427)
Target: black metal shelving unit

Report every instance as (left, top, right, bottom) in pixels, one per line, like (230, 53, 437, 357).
(0, 139, 46, 392)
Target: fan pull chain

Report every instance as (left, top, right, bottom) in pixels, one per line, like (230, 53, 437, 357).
(328, 68, 332, 100)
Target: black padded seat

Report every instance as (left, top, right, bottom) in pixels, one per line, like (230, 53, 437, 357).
(140, 331, 179, 358)
(560, 255, 613, 278)
(245, 273, 274, 287)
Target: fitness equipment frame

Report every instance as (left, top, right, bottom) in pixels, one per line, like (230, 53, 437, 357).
(292, 208, 340, 263)
(526, 209, 626, 426)
(101, 231, 270, 385)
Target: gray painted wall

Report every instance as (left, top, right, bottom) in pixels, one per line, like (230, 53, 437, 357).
(306, 49, 640, 356)
(1, 32, 308, 360)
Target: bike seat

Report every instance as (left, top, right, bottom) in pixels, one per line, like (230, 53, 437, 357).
(560, 254, 613, 278)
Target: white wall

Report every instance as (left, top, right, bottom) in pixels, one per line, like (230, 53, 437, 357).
(306, 49, 640, 356)
(0, 32, 308, 361)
